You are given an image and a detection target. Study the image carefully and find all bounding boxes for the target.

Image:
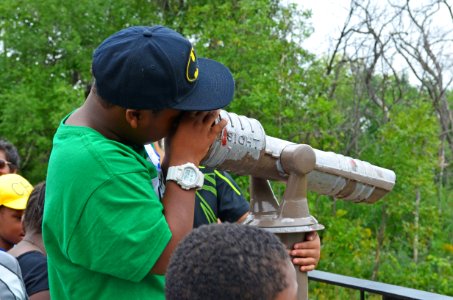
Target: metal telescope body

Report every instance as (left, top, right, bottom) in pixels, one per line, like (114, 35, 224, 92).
(201, 110, 396, 300)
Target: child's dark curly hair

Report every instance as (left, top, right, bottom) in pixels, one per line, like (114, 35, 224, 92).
(166, 223, 291, 300)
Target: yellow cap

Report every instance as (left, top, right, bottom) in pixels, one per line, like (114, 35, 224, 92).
(0, 174, 33, 210)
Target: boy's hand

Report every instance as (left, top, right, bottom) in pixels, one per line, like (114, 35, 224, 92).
(165, 110, 227, 167)
(290, 231, 321, 272)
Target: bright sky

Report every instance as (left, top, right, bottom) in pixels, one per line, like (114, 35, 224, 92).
(285, 0, 453, 85)
(294, 0, 351, 54)
(288, 0, 452, 54)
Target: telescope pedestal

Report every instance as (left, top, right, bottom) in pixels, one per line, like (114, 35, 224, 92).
(277, 233, 308, 299)
(244, 145, 324, 300)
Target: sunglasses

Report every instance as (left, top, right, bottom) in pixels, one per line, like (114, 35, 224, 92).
(0, 159, 15, 170)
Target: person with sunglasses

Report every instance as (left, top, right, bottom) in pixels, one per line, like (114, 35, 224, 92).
(0, 139, 21, 175)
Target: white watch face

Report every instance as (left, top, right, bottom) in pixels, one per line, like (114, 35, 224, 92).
(182, 167, 198, 185)
(167, 163, 203, 190)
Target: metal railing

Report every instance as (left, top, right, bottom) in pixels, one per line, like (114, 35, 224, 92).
(308, 270, 453, 300)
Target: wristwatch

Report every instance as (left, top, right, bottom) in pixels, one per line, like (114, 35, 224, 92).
(166, 162, 204, 190)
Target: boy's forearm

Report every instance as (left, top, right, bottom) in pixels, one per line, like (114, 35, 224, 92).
(150, 181, 196, 274)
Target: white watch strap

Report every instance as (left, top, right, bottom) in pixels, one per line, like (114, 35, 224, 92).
(194, 172, 205, 190)
(166, 165, 182, 182)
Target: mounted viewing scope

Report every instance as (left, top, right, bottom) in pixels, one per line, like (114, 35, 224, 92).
(201, 110, 396, 300)
(202, 111, 395, 203)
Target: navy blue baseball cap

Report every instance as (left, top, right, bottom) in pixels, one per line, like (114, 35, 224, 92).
(92, 25, 234, 110)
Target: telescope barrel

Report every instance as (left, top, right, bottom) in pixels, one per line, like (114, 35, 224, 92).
(308, 149, 395, 203)
(201, 110, 396, 203)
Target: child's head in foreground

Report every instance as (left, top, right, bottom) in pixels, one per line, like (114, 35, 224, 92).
(166, 223, 297, 300)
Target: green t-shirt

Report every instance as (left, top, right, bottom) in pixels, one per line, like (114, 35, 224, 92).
(43, 117, 172, 299)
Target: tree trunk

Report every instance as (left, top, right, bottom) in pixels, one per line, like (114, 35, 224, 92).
(437, 95, 453, 157)
(414, 188, 420, 263)
(438, 139, 446, 215)
(372, 203, 387, 280)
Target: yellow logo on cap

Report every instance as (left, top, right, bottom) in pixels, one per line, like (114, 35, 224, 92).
(12, 181, 32, 196)
(186, 48, 199, 83)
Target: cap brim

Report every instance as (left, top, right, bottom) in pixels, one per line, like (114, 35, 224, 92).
(172, 58, 235, 111)
(3, 197, 27, 210)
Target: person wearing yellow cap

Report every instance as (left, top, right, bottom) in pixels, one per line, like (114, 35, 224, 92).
(0, 173, 33, 251)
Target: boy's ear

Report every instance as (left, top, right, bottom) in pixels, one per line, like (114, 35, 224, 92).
(125, 109, 141, 129)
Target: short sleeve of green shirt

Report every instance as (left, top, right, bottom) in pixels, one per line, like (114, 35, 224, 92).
(67, 170, 171, 282)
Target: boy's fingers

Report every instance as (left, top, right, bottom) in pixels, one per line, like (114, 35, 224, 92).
(293, 240, 318, 250)
(291, 249, 318, 258)
(305, 231, 317, 241)
(292, 257, 316, 266)
(300, 264, 316, 272)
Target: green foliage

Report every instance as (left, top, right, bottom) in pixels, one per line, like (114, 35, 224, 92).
(319, 208, 376, 275)
(308, 66, 452, 296)
(0, 0, 165, 182)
